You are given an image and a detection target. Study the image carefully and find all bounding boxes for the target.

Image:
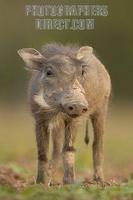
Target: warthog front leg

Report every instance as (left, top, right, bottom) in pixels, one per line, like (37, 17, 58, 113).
(91, 100, 108, 183)
(63, 119, 78, 184)
(50, 124, 64, 185)
(35, 121, 50, 184)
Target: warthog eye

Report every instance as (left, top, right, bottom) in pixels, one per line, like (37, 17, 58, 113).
(82, 69, 85, 76)
(82, 64, 87, 76)
(46, 70, 53, 76)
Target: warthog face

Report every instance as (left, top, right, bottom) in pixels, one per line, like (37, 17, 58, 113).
(18, 46, 93, 117)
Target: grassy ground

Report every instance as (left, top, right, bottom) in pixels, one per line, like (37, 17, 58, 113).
(0, 180, 133, 200)
(0, 103, 133, 199)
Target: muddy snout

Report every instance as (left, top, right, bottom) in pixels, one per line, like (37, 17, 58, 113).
(60, 87, 89, 117)
(63, 102, 88, 117)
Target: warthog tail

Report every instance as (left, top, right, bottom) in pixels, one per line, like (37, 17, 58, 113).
(84, 119, 89, 145)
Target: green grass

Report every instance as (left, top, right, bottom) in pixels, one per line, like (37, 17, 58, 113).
(0, 181, 133, 200)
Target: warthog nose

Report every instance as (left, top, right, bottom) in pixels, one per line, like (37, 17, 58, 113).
(82, 107, 88, 113)
(68, 106, 74, 111)
(64, 103, 88, 117)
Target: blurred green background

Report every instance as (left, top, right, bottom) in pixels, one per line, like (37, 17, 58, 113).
(0, 0, 133, 181)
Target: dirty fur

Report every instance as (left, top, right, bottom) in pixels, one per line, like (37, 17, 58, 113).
(18, 43, 111, 185)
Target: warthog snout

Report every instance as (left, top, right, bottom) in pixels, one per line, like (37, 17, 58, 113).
(63, 102, 88, 117)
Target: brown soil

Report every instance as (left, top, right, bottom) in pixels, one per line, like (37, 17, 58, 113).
(0, 166, 27, 190)
(0, 164, 129, 190)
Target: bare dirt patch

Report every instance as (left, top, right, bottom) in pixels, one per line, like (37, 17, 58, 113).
(0, 166, 27, 190)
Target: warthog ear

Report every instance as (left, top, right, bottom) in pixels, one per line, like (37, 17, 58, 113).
(17, 48, 45, 71)
(77, 46, 93, 62)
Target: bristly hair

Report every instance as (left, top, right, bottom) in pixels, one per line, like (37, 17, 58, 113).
(40, 43, 80, 58)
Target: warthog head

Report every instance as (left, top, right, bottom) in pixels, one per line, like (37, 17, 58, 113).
(18, 44, 93, 118)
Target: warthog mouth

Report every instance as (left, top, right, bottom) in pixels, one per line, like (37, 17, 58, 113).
(68, 114, 81, 118)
